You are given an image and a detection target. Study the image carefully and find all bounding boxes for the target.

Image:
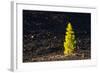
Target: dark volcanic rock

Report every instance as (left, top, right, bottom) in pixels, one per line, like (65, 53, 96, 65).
(23, 10, 91, 62)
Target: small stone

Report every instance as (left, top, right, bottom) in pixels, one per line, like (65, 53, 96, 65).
(82, 53, 85, 58)
(31, 35, 34, 39)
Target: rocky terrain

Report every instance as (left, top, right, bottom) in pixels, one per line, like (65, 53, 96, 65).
(23, 10, 91, 62)
(23, 31, 91, 62)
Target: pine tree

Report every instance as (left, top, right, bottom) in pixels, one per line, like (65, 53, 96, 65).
(64, 22, 76, 56)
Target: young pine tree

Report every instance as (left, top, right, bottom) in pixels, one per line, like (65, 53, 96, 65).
(64, 22, 76, 56)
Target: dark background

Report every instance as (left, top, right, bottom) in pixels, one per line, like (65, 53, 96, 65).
(23, 10, 91, 62)
(23, 10, 91, 37)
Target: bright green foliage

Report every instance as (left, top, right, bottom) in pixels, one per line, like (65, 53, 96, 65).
(64, 22, 76, 56)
